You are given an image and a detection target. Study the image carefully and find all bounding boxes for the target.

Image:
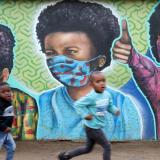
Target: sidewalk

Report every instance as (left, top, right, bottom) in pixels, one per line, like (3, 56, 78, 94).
(0, 140, 160, 160)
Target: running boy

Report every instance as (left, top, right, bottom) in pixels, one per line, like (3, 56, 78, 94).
(0, 82, 16, 160)
(58, 71, 120, 160)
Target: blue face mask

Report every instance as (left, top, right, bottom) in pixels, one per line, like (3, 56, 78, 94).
(47, 55, 106, 87)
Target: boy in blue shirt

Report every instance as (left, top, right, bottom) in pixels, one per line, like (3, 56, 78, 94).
(58, 71, 120, 160)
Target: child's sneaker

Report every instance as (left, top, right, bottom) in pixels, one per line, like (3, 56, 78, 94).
(58, 152, 70, 160)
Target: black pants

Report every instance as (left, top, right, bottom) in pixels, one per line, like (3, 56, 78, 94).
(67, 126, 111, 160)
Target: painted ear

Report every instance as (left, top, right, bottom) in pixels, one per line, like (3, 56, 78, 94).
(98, 55, 106, 68)
(89, 55, 106, 71)
(1, 68, 9, 82)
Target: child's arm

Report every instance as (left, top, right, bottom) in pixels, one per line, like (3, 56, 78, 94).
(74, 96, 92, 120)
(0, 117, 9, 132)
(0, 107, 13, 132)
(0, 108, 8, 131)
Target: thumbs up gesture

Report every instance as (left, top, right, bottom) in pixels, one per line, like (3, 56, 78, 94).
(112, 19, 132, 63)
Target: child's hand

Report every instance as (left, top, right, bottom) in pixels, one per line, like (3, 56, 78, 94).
(85, 114, 93, 120)
(4, 127, 11, 133)
(115, 110, 120, 116)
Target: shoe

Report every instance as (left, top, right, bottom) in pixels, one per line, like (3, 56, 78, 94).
(58, 152, 70, 160)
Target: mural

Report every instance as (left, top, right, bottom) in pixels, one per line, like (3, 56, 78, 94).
(112, 3, 160, 139)
(0, 0, 159, 141)
(0, 24, 38, 140)
(36, 0, 141, 141)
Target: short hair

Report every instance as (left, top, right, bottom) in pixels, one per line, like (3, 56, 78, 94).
(149, 3, 160, 62)
(89, 71, 105, 81)
(0, 24, 15, 73)
(36, 0, 120, 69)
(0, 81, 10, 88)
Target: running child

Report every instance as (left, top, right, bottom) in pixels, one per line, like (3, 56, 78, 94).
(58, 71, 120, 160)
(0, 82, 16, 160)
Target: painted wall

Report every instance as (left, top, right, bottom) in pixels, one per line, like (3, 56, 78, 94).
(0, 0, 159, 141)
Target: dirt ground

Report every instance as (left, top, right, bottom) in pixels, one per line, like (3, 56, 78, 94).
(0, 140, 160, 160)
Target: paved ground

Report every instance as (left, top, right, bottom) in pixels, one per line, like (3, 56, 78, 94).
(0, 140, 160, 160)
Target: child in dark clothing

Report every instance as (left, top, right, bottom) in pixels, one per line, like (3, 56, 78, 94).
(58, 71, 120, 160)
(0, 82, 16, 160)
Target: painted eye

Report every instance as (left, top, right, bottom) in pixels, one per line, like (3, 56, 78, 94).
(45, 50, 57, 56)
(65, 49, 78, 56)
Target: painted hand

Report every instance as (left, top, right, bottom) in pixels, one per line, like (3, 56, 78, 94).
(112, 19, 132, 64)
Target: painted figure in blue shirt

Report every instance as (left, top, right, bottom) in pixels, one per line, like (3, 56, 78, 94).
(36, 0, 141, 140)
(58, 71, 120, 160)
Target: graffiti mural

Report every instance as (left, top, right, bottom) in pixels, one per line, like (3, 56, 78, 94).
(36, 0, 141, 141)
(0, 24, 38, 140)
(0, 0, 159, 141)
(112, 3, 160, 139)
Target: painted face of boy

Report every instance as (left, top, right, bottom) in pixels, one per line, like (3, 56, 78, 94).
(44, 32, 96, 60)
(0, 85, 12, 101)
(44, 31, 100, 87)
